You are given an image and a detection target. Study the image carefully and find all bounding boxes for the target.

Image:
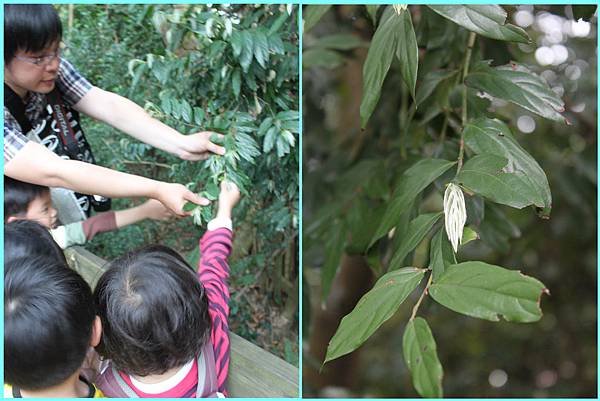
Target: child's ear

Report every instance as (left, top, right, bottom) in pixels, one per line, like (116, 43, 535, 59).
(90, 316, 102, 347)
(6, 216, 20, 223)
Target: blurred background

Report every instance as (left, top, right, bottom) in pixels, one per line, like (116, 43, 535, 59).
(303, 5, 596, 397)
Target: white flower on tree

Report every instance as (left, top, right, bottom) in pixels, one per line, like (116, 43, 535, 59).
(444, 183, 467, 253)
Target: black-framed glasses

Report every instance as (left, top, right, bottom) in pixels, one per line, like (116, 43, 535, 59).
(14, 43, 68, 67)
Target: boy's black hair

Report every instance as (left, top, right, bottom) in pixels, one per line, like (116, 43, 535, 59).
(94, 245, 211, 376)
(4, 176, 50, 222)
(5, 219, 67, 266)
(4, 4, 62, 64)
(4, 255, 95, 390)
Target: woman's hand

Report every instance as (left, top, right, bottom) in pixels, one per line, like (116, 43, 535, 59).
(155, 182, 210, 216)
(179, 131, 226, 161)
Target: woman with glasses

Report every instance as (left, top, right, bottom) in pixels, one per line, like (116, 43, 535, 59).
(4, 4, 224, 217)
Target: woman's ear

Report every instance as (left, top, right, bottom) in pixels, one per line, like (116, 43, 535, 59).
(90, 316, 102, 347)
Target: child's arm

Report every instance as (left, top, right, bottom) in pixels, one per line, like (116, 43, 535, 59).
(198, 181, 240, 393)
(51, 200, 172, 248)
(114, 199, 172, 228)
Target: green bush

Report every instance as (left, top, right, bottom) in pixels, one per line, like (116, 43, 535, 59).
(60, 4, 298, 363)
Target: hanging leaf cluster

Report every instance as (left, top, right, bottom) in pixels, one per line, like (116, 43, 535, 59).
(304, 5, 563, 397)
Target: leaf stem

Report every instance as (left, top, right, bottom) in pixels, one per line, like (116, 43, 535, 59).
(457, 32, 477, 174)
(410, 271, 433, 321)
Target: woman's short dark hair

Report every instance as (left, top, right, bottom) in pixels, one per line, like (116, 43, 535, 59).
(4, 255, 95, 390)
(5, 219, 67, 266)
(4, 177, 50, 222)
(94, 245, 211, 376)
(4, 4, 63, 64)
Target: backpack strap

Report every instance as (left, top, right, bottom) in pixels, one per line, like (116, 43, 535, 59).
(45, 87, 82, 159)
(197, 340, 220, 398)
(4, 83, 33, 133)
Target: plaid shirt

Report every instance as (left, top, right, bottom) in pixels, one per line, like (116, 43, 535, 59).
(4, 58, 92, 163)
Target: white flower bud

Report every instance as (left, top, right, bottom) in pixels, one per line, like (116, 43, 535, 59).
(393, 4, 408, 15)
(444, 183, 467, 253)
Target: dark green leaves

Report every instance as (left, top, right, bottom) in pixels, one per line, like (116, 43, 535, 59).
(360, 6, 418, 128)
(429, 228, 456, 282)
(428, 5, 530, 43)
(465, 61, 566, 122)
(389, 212, 443, 271)
(325, 268, 425, 363)
(457, 154, 544, 210)
(370, 159, 455, 247)
(463, 118, 552, 215)
(429, 261, 547, 322)
(396, 8, 419, 100)
(403, 318, 444, 398)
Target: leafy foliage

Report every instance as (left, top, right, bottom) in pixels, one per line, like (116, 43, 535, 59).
(302, 4, 590, 396)
(62, 4, 298, 363)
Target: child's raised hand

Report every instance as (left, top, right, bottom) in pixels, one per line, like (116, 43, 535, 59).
(216, 181, 241, 219)
(141, 199, 173, 221)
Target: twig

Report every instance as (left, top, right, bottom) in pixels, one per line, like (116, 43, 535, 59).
(122, 160, 172, 169)
(410, 271, 433, 321)
(457, 32, 477, 174)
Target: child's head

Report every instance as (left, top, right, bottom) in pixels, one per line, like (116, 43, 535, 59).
(4, 255, 100, 390)
(94, 245, 211, 376)
(5, 219, 67, 265)
(5, 177, 58, 228)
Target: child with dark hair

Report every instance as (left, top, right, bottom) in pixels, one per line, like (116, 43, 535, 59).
(93, 181, 240, 397)
(5, 176, 171, 248)
(4, 255, 103, 397)
(5, 219, 67, 265)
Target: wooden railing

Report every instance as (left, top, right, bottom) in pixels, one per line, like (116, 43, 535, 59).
(64, 246, 299, 398)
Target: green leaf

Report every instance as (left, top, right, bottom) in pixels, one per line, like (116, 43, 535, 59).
(370, 158, 456, 248)
(276, 135, 290, 157)
(303, 5, 332, 32)
(313, 34, 367, 50)
(303, 48, 344, 69)
(428, 5, 530, 44)
(263, 126, 278, 153)
(429, 228, 456, 282)
(463, 118, 552, 215)
(429, 261, 548, 322)
(181, 100, 192, 123)
(415, 70, 458, 107)
(395, 8, 419, 100)
(193, 107, 205, 126)
(253, 30, 270, 68)
(276, 110, 299, 121)
(457, 154, 543, 209)
(465, 62, 565, 122)
(257, 117, 273, 137)
(403, 317, 444, 398)
(461, 226, 479, 246)
(231, 30, 243, 57)
(204, 181, 219, 201)
(321, 222, 346, 300)
(366, 5, 380, 25)
(183, 201, 198, 213)
(232, 69, 241, 97)
(240, 30, 254, 72)
(360, 6, 400, 129)
(325, 267, 425, 363)
(389, 212, 443, 271)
